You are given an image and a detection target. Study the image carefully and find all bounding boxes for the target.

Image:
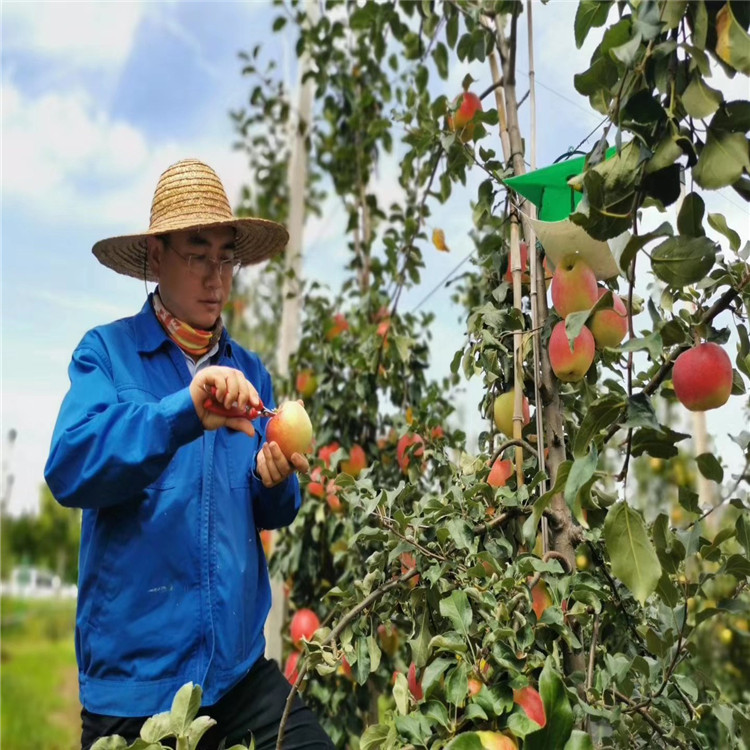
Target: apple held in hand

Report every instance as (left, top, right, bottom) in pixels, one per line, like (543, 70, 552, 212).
(549, 321, 595, 382)
(290, 608, 320, 649)
(591, 288, 628, 348)
(550, 255, 599, 317)
(447, 91, 482, 141)
(672, 342, 733, 411)
(266, 402, 313, 460)
(493, 390, 530, 438)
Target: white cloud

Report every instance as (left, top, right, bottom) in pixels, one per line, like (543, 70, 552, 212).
(2, 1, 145, 68)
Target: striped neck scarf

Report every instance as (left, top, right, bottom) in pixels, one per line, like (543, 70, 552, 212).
(152, 291, 223, 358)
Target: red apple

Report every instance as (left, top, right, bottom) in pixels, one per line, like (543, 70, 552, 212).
(493, 390, 530, 438)
(448, 91, 482, 141)
(672, 342, 733, 411)
(476, 731, 518, 750)
(290, 608, 320, 649)
(400, 552, 420, 588)
(340, 444, 367, 478)
(295, 369, 318, 399)
(307, 467, 325, 498)
(325, 313, 349, 341)
(513, 685, 547, 727)
(430, 425, 445, 440)
(260, 529, 274, 559)
(468, 677, 483, 697)
(377, 623, 400, 657)
(284, 651, 300, 683)
(548, 321, 595, 382)
(326, 480, 343, 513)
(339, 655, 353, 681)
(591, 288, 628, 348)
(266, 402, 313, 460)
(488, 458, 514, 488)
(318, 441, 341, 469)
(407, 661, 423, 701)
(551, 255, 599, 318)
(396, 433, 425, 473)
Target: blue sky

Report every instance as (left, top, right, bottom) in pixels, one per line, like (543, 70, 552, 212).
(2, 1, 748, 516)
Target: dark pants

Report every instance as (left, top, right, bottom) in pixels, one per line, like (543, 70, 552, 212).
(81, 657, 334, 750)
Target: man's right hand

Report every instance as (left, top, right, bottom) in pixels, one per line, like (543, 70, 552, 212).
(189, 366, 260, 438)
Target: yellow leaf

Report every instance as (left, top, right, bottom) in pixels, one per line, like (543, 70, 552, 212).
(405, 407, 414, 425)
(432, 228, 449, 252)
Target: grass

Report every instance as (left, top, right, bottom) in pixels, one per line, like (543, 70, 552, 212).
(1, 596, 80, 750)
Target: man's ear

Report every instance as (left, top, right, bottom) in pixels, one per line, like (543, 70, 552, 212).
(146, 236, 163, 278)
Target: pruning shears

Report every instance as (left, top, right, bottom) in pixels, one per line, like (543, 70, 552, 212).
(202, 385, 276, 421)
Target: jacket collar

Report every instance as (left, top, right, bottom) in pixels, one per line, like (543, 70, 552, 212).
(134, 294, 232, 358)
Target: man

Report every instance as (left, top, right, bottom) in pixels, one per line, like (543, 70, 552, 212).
(45, 159, 333, 749)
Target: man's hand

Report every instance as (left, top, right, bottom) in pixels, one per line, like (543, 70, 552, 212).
(189, 365, 260, 438)
(256, 442, 310, 488)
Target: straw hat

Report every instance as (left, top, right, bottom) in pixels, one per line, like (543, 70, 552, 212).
(92, 159, 289, 281)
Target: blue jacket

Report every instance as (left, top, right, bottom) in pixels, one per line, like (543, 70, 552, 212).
(45, 297, 301, 716)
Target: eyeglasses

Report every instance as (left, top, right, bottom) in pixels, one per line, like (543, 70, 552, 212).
(167, 245, 241, 279)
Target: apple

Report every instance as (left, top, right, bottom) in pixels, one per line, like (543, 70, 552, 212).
(475, 732, 518, 750)
(266, 401, 313, 460)
(447, 91, 482, 142)
(318, 441, 341, 469)
(407, 661, 423, 701)
(430, 425, 445, 440)
(377, 623, 400, 657)
(550, 255, 599, 317)
(284, 651, 300, 683)
(290, 608, 320, 649)
(590, 288, 628, 348)
(339, 655, 354, 681)
(295, 369, 318, 399)
(260, 529, 274, 559)
(468, 677, 483, 697)
(504, 243, 552, 287)
(492, 390, 530, 438)
(396, 433, 425, 473)
(324, 313, 349, 341)
(513, 685, 547, 728)
(307, 467, 325, 498)
(376, 320, 390, 338)
(400, 552, 420, 587)
(340, 444, 367, 478)
(672, 342, 733, 411)
(530, 579, 551, 619)
(488, 458, 514, 488)
(548, 321, 595, 382)
(326, 480, 343, 513)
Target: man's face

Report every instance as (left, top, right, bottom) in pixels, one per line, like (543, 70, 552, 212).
(147, 226, 237, 329)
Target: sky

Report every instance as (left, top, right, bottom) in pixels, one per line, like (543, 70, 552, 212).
(2, 1, 748, 517)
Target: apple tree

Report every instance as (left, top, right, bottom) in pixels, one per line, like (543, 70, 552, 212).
(231, 1, 750, 748)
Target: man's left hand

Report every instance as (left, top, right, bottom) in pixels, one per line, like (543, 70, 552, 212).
(257, 441, 309, 488)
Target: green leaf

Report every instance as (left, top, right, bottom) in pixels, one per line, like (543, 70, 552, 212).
(564, 730, 596, 750)
(715, 1, 750, 74)
(711, 100, 750, 133)
(447, 518, 474, 550)
(524, 658, 575, 750)
(696, 453, 724, 482)
(574, 0, 613, 47)
(622, 393, 660, 430)
(736, 515, 750, 557)
(433, 42, 449, 80)
(439, 590, 472, 636)
(564, 445, 598, 509)
(573, 394, 626, 456)
(615, 221, 673, 270)
(187, 716, 217, 747)
(682, 73, 723, 119)
(91, 738, 129, 750)
(393, 672, 410, 715)
(354, 635, 371, 684)
(361, 724, 391, 750)
(662, 0, 688, 30)
(140, 712, 173, 743)
(445, 661, 470, 706)
(507, 709, 545, 737)
(725, 553, 750, 578)
(651, 235, 717, 287)
(422, 657, 453, 697)
(604, 502, 662, 605)
(693, 131, 750, 190)
(610, 32, 643, 67)
(169, 682, 202, 735)
(445, 735, 484, 750)
(677, 193, 705, 237)
(708, 212, 742, 252)
(410, 608, 432, 668)
(394, 713, 432, 743)
(631, 425, 689, 458)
